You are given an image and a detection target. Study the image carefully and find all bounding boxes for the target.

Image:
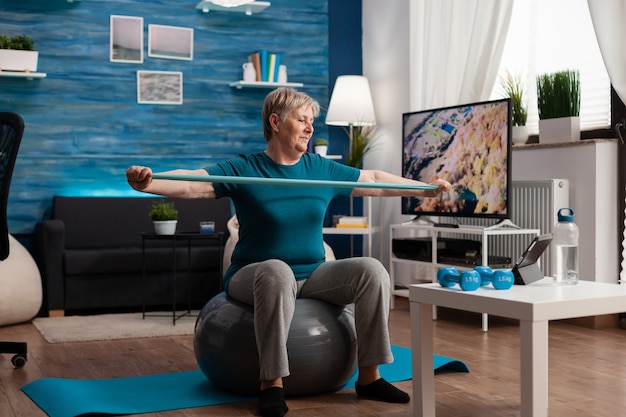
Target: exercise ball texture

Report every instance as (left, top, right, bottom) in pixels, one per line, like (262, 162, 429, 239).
(194, 292, 358, 397)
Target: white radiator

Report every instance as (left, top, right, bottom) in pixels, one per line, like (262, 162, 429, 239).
(454, 179, 569, 276)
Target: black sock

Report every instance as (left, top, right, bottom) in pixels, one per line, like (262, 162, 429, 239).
(355, 378, 411, 403)
(259, 386, 289, 417)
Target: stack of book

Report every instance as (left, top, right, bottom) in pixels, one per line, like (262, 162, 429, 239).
(247, 50, 282, 82)
(336, 216, 369, 228)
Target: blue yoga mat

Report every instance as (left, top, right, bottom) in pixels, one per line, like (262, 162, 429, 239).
(22, 345, 468, 417)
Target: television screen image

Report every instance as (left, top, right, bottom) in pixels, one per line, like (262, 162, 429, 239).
(402, 98, 511, 220)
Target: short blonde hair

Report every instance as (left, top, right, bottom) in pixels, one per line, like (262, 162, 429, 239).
(262, 88, 320, 141)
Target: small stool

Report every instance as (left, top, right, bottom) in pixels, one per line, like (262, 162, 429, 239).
(194, 292, 358, 397)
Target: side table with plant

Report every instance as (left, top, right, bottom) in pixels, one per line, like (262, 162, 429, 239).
(149, 200, 178, 235)
(536, 69, 581, 143)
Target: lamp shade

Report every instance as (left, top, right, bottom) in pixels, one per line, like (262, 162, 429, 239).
(325, 75, 376, 126)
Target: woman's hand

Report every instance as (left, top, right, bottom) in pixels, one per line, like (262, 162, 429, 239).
(126, 165, 153, 191)
(422, 178, 451, 198)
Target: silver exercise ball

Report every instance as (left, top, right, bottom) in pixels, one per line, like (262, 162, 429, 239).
(194, 292, 358, 397)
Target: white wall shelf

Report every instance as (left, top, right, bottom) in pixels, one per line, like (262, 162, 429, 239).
(229, 81, 303, 89)
(0, 72, 46, 79)
(323, 196, 381, 259)
(196, 1, 270, 15)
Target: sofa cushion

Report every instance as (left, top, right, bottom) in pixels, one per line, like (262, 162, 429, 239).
(63, 246, 223, 276)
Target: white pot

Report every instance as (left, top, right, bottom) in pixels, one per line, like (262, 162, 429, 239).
(0, 49, 39, 72)
(538, 116, 580, 144)
(314, 145, 328, 157)
(153, 220, 177, 235)
(512, 125, 528, 145)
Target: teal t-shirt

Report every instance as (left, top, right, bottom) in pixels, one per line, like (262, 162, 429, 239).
(207, 152, 360, 291)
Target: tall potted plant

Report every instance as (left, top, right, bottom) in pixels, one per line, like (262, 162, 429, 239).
(0, 34, 38, 73)
(149, 200, 178, 235)
(536, 69, 581, 143)
(500, 70, 528, 145)
(345, 124, 378, 168)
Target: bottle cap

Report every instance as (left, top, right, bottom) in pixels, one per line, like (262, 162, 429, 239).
(557, 208, 575, 222)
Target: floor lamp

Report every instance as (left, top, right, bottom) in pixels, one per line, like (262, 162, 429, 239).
(325, 75, 377, 254)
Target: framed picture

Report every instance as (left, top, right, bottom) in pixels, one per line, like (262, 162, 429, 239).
(137, 71, 183, 105)
(148, 24, 194, 60)
(110, 15, 144, 63)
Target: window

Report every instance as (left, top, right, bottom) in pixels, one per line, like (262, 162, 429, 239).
(490, 0, 611, 134)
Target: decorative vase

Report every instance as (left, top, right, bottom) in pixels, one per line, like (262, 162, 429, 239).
(314, 145, 328, 157)
(512, 125, 528, 145)
(278, 65, 287, 83)
(0, 50, 39, 72)
(538, 116, 580, 144)
(153, 220, 177, 235)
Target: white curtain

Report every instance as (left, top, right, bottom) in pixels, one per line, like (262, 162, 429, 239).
(588, 0, 626, 104)
(409, 0, 514, 110)
(587, 0, 626, 282)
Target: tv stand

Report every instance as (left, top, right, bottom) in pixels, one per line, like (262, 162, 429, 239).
(389, 222, 540, 331)
(401, 216, 461, 228)
(401, 216, 517, 230)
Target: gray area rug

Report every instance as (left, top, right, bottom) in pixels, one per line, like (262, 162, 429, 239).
(32, 311, 198, 343)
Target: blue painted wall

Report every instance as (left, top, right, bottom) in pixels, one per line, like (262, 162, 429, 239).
(1, 0, 345, 234)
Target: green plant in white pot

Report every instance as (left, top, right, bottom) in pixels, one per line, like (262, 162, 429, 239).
(149, 200, 178, 235)
(500, 70, 528, 145)
(536, 69, 581, 143)
(313, 138, 329, 157)
(0, 34, 38, 73)
(345, 124, 378, 168)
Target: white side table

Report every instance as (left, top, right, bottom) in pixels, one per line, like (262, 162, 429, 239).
(409, 279, 626, 417)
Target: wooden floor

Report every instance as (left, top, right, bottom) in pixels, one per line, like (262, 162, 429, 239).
(2, 296, 626, 417)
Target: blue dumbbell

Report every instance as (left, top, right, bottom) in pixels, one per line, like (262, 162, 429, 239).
(475, 266, 514, 290)
(437, 267, 481, 291)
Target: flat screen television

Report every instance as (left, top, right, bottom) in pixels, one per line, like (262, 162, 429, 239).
(401, 98, 512, 222)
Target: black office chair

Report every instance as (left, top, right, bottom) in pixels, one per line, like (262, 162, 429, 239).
(0, 112, 28, 368)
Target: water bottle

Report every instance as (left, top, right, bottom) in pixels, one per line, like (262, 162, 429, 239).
(552, 208, 579, 285)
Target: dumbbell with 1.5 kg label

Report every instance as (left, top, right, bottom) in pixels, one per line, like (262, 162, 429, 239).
(437, 267, 481, 291)
(438, 266, 515, 291)
(474, 266, 515, 290)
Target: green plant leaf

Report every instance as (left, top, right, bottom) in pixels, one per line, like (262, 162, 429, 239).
(148, 200, 178, 221)
(536, 69, 580, 119)
(345, 124, 379, 168)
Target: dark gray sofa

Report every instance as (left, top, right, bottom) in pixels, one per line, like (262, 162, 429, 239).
(34, 196, 231, 316)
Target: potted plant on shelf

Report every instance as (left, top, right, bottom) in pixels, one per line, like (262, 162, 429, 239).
(0, 34, 38, 73)
(313, 138, 329, 157)
(345, 124, 378, 168)
(536, 69, 581, 143)
(149, 200, 178, 235)
(500, 70, 528, 145)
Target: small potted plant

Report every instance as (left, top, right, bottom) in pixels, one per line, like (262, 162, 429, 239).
(149, 200, 178, 235)
(536, 69, 580, 143)
(345, 124, 378, 168)
(313, 138, 329, 157)
(499, 70, 528, 145)
(0, 34, 38, 73)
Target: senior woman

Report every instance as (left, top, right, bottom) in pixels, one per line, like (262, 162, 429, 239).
(126, 87, 450, 417)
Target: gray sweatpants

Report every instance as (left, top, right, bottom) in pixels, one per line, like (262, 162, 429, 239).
(227, 257, 394, 381)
